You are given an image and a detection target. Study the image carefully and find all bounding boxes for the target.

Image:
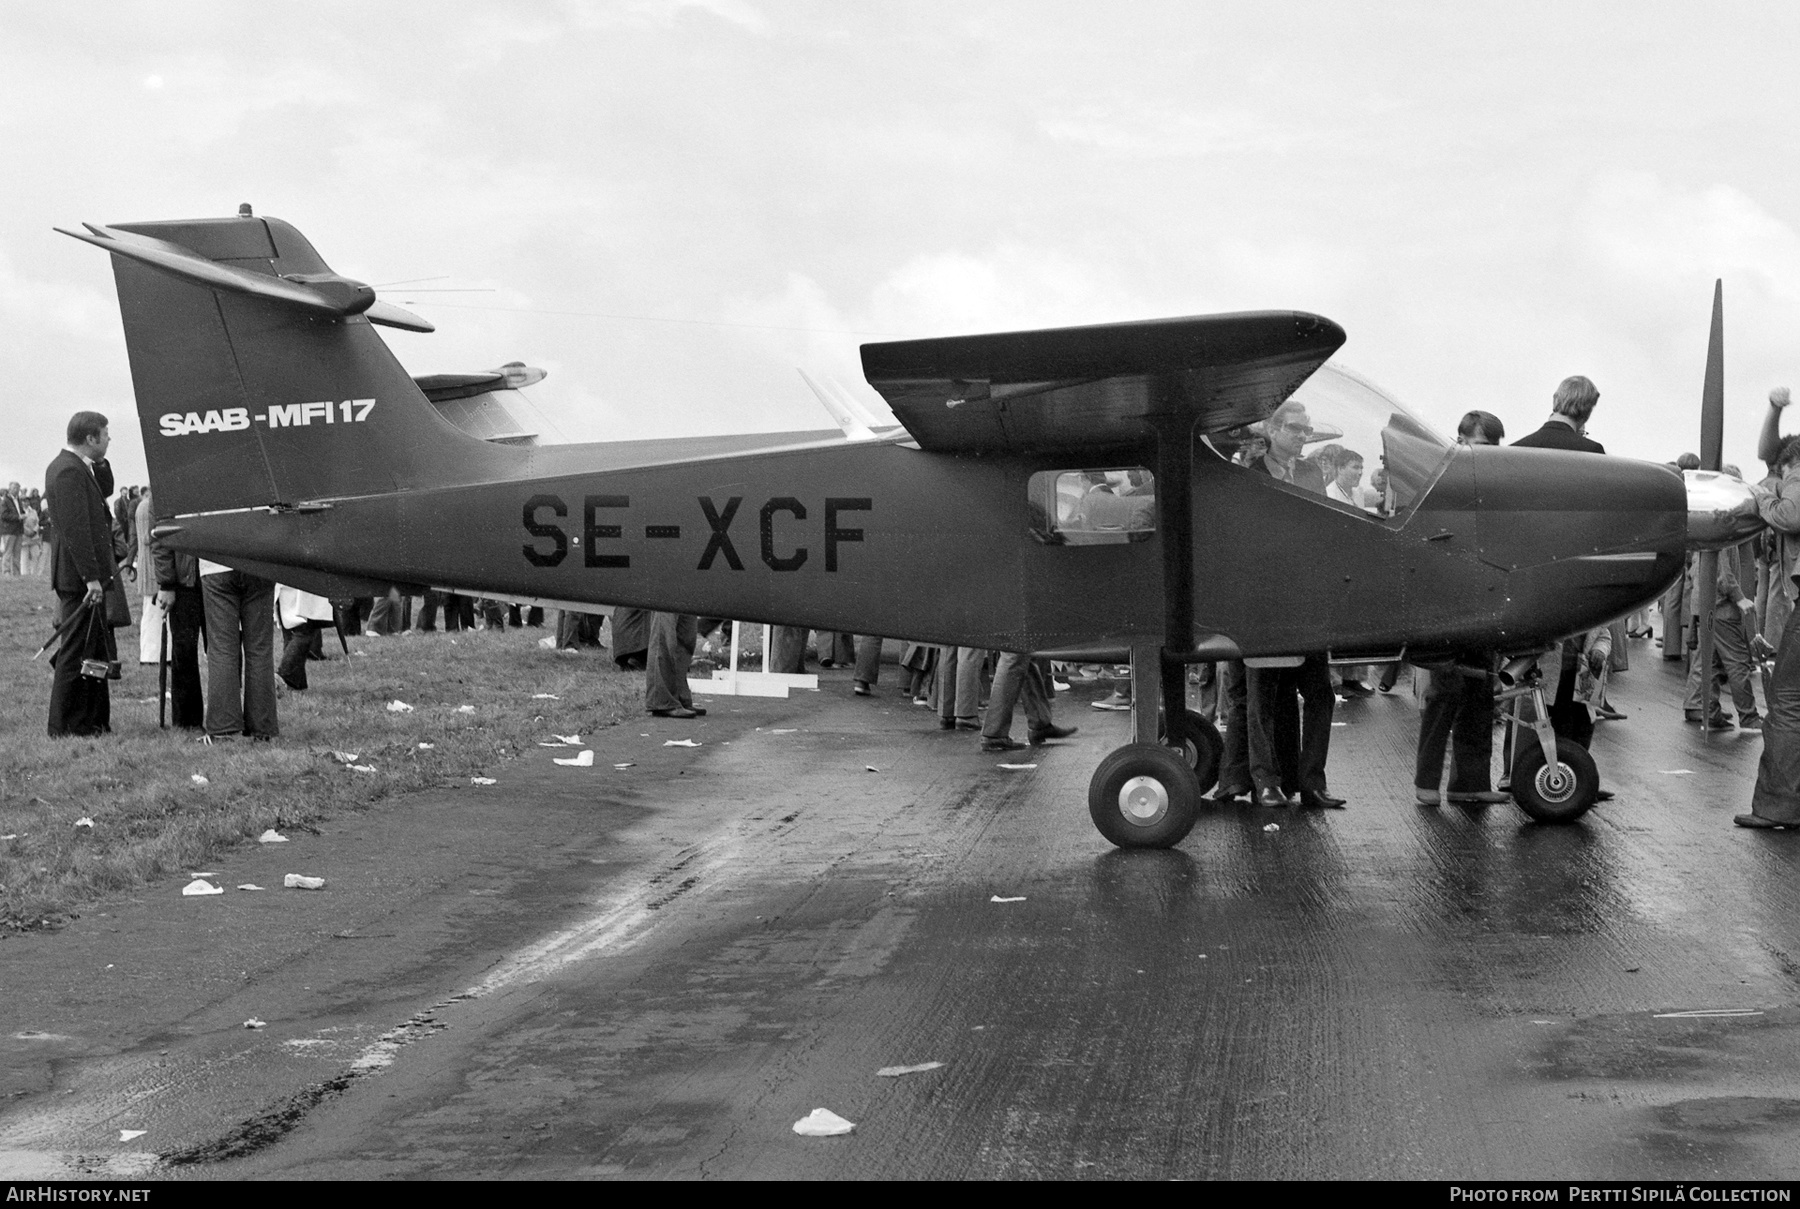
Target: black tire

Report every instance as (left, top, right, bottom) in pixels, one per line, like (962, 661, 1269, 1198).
(1088, 743, 1201, 848)
(1510, 736, 1600, 824)
(1160, 709, 1222, 792)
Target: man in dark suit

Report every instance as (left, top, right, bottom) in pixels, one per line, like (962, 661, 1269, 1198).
(151, 518, 205, 729)
(1513, 376, 1605, 453)
(44, 410, 119, 737)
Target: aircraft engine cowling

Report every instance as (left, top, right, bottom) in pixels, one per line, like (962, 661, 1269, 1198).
(1684, 470, 1765, 551)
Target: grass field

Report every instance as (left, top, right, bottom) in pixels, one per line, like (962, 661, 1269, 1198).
(0, 574, 642, 933)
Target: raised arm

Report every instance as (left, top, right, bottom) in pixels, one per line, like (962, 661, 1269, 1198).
(1760, 387, 1790, 469)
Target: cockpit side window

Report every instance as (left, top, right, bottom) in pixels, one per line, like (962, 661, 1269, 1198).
(1028, 468, 1156, 544)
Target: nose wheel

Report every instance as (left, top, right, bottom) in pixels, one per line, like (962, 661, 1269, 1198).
(1509, 735, 1599, 823)
(1088, 743, 1201, 848)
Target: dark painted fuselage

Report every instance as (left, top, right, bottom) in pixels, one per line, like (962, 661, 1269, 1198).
(166, 431, 1687, 661)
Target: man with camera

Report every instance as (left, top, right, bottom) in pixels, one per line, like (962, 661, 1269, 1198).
(44, 411, 120, 737)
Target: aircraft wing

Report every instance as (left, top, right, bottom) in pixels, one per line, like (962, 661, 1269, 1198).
(861, 311, 1344, 454)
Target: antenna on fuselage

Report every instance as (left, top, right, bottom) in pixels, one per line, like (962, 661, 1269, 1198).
(798, 368, 877, 441)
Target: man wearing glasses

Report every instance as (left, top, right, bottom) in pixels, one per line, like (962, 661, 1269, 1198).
(1258, 403, 1328, 492)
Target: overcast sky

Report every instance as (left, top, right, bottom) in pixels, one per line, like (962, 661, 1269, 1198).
(4, 0, 1799, 491)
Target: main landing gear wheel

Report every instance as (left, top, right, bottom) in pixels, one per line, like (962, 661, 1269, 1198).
(1160, 708, 1222, 793)
(1510, 736, 1600, 824)
(1088, 742, 1201, 849)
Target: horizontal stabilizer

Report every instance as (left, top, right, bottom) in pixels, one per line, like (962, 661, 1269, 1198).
(862, 310, 1345, 454)
(57, 223, 379, 320)
(366, 299, 436, 333)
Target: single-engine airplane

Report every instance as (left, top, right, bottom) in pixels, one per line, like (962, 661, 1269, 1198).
(58, 211, 1764, 848)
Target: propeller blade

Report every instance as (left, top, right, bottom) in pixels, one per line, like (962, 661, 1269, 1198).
(1696, 281, 1725, 734)
(1701, 279, 1724, 473)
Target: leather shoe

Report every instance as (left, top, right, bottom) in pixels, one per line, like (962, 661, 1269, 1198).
(1593, 789, 1614, 802)
(853, 680, 873, 696)
(1415, 788, 1441, 806)
(955, 717, 981, 731)
(1736, 812, 1799, 829)
(649, 706, 704, 719)
(938, 717, 958, 730)
(1211, 783, 1252, 801)
(1298, 790, 1347, 809)
(1028, 723, 1078, 744)
(1446, 790, 1511, 804)
(1256, 786, 1291, 808)
(981, 737, 1027, 753)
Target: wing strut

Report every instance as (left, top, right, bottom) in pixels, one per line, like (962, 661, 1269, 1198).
(1129, 396, 1201, 749)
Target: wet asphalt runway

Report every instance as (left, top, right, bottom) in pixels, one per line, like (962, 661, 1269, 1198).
(5, 638, 1800, 1180)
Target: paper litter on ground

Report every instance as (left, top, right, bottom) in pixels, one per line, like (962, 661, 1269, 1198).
(1660, 769, 1695, 775)
(471, 777, 497, 785)
(243, 1018, 266, 1030)
(664, 739, 702, 747)
(769, 728, 798, 734)
(190, 774, 209, 785)
(1263, 823, 1280, 832)
(258, 829, 288, 844)
(614, 763, 634, 770)
(237, 884, 264, 891)
(866, 766, 881, 772)
(119, 1130, 146, 1142)
(74, 817, 93, 829)
(553, 734, 580, 744)
(386, 700, 414, 713)
(418, 742, 435, 749)
(554, 750, 596, 767)
(182, 879, 223, 897)
(877, 1062, 944, 1077)
(348, 765, 376, 773)
(329, 750, 359, 764)
(457, 705, 476, 714)
(283, 874, 325, 890)
(991, 895, 1026, 903)
(998, 763, 1037, 771)
(532, 693, 560, 699)
(792, 1108, 855, 1137)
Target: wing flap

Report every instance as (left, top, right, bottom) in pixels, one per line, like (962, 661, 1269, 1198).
(862, 311, 1345, 454)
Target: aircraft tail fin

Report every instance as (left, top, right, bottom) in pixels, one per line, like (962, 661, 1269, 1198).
(64, 213, 511, 517)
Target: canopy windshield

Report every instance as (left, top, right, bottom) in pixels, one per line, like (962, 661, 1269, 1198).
(1207, 362, 1452, 518)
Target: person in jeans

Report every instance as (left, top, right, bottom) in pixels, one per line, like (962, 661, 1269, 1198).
(200, 561, 277, 741)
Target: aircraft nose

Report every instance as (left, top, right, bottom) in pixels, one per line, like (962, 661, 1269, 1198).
(1685, 469, 1764, 550)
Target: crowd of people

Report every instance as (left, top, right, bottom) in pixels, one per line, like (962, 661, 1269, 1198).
(28, 381, 1800, 832)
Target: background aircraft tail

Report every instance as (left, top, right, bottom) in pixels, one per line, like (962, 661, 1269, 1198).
(65, 213, 514, 517)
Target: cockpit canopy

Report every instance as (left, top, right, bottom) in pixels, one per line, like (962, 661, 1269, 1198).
(1206, 362, 1451, 519)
